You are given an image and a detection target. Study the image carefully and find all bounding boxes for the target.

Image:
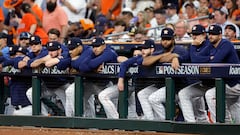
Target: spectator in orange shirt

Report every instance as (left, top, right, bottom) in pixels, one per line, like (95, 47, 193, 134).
(3, 0, 23, 45)
(225, 0, 237, 20)
(18, 3, 48, 45)
(23, 0, 43, 23)
(231, 0, 240, 26)
(100, 0, 121, 20)
(42, 0, 68, 43)
(0, 8, 5, 32)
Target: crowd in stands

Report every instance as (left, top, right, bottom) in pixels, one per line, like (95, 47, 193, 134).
(0, 0, 240, 124)
(0, 0, 239, 45)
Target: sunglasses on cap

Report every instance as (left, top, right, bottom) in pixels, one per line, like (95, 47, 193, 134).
(20, 38, 29, 40)
(29, 42, 40, 46)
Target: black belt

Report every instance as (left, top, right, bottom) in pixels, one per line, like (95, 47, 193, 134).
(14, 105, 29, 110)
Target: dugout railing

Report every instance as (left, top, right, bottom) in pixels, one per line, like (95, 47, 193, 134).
(0, 63, 240, 135)
(0, 41, 240, 134)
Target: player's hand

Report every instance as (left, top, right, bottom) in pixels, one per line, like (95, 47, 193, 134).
(192, 35, 205, 46)
(117, 56, 128, 63)
(0, 64, 2, 73)
(18, 61, 27, 69)
(117, 78, 124, 91)
(23, 56, 30, 62)
(171, 57, 180, 70)
(95, 63, 104, 73)
(70, 48, 80, 58)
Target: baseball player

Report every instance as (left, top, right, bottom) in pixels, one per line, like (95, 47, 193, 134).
(204, 25, 240, 123)
(11, 46, 33, 115)
(98, 44, 144, 119)
(67, 37, 118, 118)
(0, 32, 10, 59)
(18, 32, 31, 48)
(178, 24, 214, 123)
(64, 37, 99, 117)
(1, 45, 32, 115)
(0, 45, 19, 115)
(139, 28, 191, 120)
(26, 39, 71, 115)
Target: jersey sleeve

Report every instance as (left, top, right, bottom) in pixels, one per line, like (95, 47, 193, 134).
(87, 48, 118, 69)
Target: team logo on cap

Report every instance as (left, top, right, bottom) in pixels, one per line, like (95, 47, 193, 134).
(163, 30, 169, 34)
(192, 26, 196, 30)
(18, 47, 23, 51)
(210, 26, 214, 30)
(31, 36, 35, 41)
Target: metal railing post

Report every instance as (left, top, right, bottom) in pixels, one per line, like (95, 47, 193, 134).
(0, 76, 4, 114)
(216, 78, 225, 123)
(32, 76, 41, 115)
(119, 78, 128, 118)
(166, 77, 175, 120)
(75, 76, 84, 117)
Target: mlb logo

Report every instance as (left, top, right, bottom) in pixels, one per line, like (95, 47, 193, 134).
(156, 66, 164, 74)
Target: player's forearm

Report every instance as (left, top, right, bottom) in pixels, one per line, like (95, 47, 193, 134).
(45, 58, 60, 67)
(142, 55, 163, 66)
(30, 59, 44, 68)
(30, 55, 49, 68)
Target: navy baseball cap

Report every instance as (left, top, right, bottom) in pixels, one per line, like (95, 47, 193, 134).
(19, 32, 31, 39)
(29, 35, 41, 45)
(166, 3, 177, 9)
(90, 37, 105, 47)
(0, 32, 8, 39)
(208, 25, 222, 35)
(8, 45, 18, 56)
(16, 46, 28, 55)
(161, 28, 174, 39)
(191, 25, 206, 35)
(130, 45, 142, 52)
(142, 39, 155, 49)
(67, 37, 83, 50)
(46, 41, 61, 51)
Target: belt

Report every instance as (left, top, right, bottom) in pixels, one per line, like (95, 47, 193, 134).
(14, 105, 28, 110)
